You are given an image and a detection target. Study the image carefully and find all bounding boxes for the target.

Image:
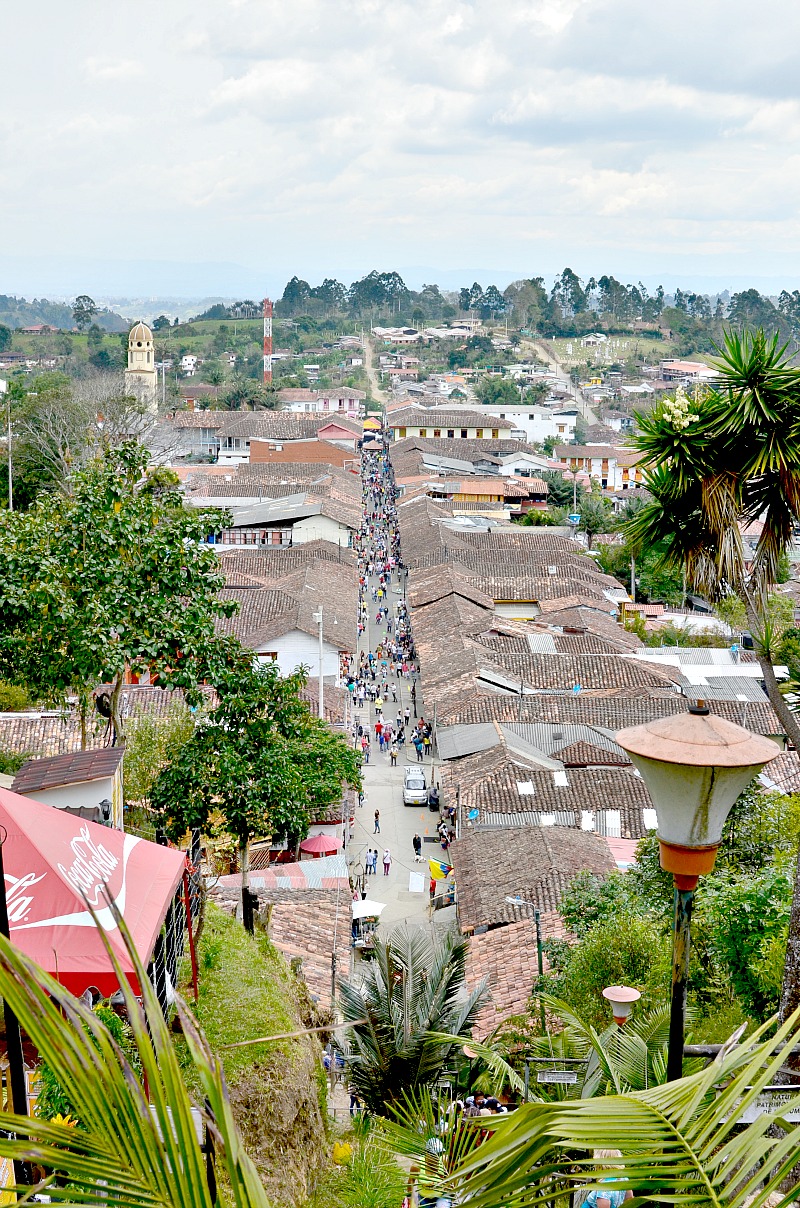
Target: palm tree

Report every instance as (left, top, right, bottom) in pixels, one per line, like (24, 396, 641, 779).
(0, 915, 268, 1205)
(449, 1009, 800, 1208)
(623, 330, 800, 1017)
(338, 926, 487, 1116)
(578, 494, 613, 549)
(520, 997, 707, 1101)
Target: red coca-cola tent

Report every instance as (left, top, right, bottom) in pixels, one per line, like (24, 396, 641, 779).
(0, 787, 186, 998)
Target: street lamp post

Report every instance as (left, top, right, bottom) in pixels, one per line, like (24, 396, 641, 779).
(312, 607, 324, 720)
(617, 701, 779, 1081)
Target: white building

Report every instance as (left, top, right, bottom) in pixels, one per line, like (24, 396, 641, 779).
(481, 403, 578, 445)
(180, 353, 200, 375)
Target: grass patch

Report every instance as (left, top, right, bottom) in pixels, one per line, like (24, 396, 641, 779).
(178, 904, 302, 1086)
(306, 1132, 407, 1208)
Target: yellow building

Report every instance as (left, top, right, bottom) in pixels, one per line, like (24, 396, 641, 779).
(124, 320, 158, 411)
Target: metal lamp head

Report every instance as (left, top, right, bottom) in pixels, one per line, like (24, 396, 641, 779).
(602, 984, 641, 1026)
(617, 702, 779, 884)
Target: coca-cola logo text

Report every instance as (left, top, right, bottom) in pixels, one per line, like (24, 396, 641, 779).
(57, 826, 119, 905)
(4, 872, 47, 923)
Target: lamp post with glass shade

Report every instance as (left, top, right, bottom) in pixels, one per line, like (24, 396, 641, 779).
(617, 701, 780, 1082)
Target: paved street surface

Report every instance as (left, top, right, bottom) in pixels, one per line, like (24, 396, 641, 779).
(344, 444, 453, 980)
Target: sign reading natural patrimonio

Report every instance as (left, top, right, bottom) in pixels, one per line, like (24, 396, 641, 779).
(736, 1087, 800, 1124)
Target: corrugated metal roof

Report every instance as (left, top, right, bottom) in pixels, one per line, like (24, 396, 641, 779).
(700, 677, 769, 702)
(503, 722, 625, 758)
(527, 633, 558, 653)
(636, 648, 737, 666)
(436, 723, 500, 760)
(480, 810, 577, 827)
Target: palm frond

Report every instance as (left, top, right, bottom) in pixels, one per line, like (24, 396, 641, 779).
(0, 904, 269, 1206)
(449, 1008, 800, 1208)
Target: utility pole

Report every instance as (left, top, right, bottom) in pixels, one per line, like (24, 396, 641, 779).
(1, 380, 10, 511)
(313, 606, 324, 719)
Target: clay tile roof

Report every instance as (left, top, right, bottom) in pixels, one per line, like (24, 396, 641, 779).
(266, 890, 351, 1011)
(172, 411, 225, 428)
(12, 746, 124, 794)
(450, 824, 615, 934)
(466, 916, 567, 1037)
(555, 740, 630, 767)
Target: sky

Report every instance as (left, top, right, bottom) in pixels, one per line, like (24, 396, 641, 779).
(4, 0, 800, 299)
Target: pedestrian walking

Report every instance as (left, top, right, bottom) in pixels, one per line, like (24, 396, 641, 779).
(390, 742, 398, 766)
(374, 809, 380, 834)
(413, 834, 422, 862)
(383, 848, 392, 876)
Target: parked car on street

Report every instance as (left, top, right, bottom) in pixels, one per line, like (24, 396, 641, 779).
(403, 766, 427, 806)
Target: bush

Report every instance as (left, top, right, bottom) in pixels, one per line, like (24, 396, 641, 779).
(557, 915, 671, 1028)
(0, 749, 28, 776)
(0, 682, 30, 711)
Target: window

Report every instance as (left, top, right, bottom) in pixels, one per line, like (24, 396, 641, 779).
(419, 428, 427, 437)
(476, 428, 483, 437)
(499, 413, 505, 418)
(398, 427, 406, 437)
(447, 429, 455, 438)
(433, 429, 441, 437)
(491, 428, 499, 438)
(460, 428, 468, 438)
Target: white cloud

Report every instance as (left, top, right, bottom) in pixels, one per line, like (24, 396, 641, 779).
(85, 57, 145, 81)
(2, 0, 800, 293)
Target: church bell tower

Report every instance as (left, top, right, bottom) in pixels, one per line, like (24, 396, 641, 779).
(124, 320, 158, 411)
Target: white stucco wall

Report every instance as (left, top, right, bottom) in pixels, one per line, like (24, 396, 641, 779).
(483, 406, 577, 444)
(25, 774, 117, 819)
(293, 515, 351, 545)
(256, 630, 341, 678)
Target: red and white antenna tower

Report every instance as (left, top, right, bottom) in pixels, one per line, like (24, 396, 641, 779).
(262, 297, 273, 385)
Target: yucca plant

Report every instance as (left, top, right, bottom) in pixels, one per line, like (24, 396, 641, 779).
(448, 1008, 800, 1208)
(0, 908, 269, 1205)
(623, 328, 800, 1020)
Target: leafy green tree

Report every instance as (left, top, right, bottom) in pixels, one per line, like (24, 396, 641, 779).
(551, 915, 671, 1029)
(778, 626, 800, 682)
(150, 661, 361, 926)
(480, 285, 506, 317)
(0, 442, 236, 741)
(339, 927, 487, 1115)
(71, 294, 97, 330)
(0, 323, 11, 352)
(221, 378, 278, 410)
(476, 376, 520, 407)
(551, 267, 587, 318)
(696, 868, 792, 1020)
(123, 698, 197, 808)
(539, 469, 585, 510)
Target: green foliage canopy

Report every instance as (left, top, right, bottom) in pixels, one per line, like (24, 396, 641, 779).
(0, 442, 236, 735)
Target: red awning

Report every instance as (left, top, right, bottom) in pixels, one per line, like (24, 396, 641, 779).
(0, 787, 186, 998)
(299, 834, 343, 855)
